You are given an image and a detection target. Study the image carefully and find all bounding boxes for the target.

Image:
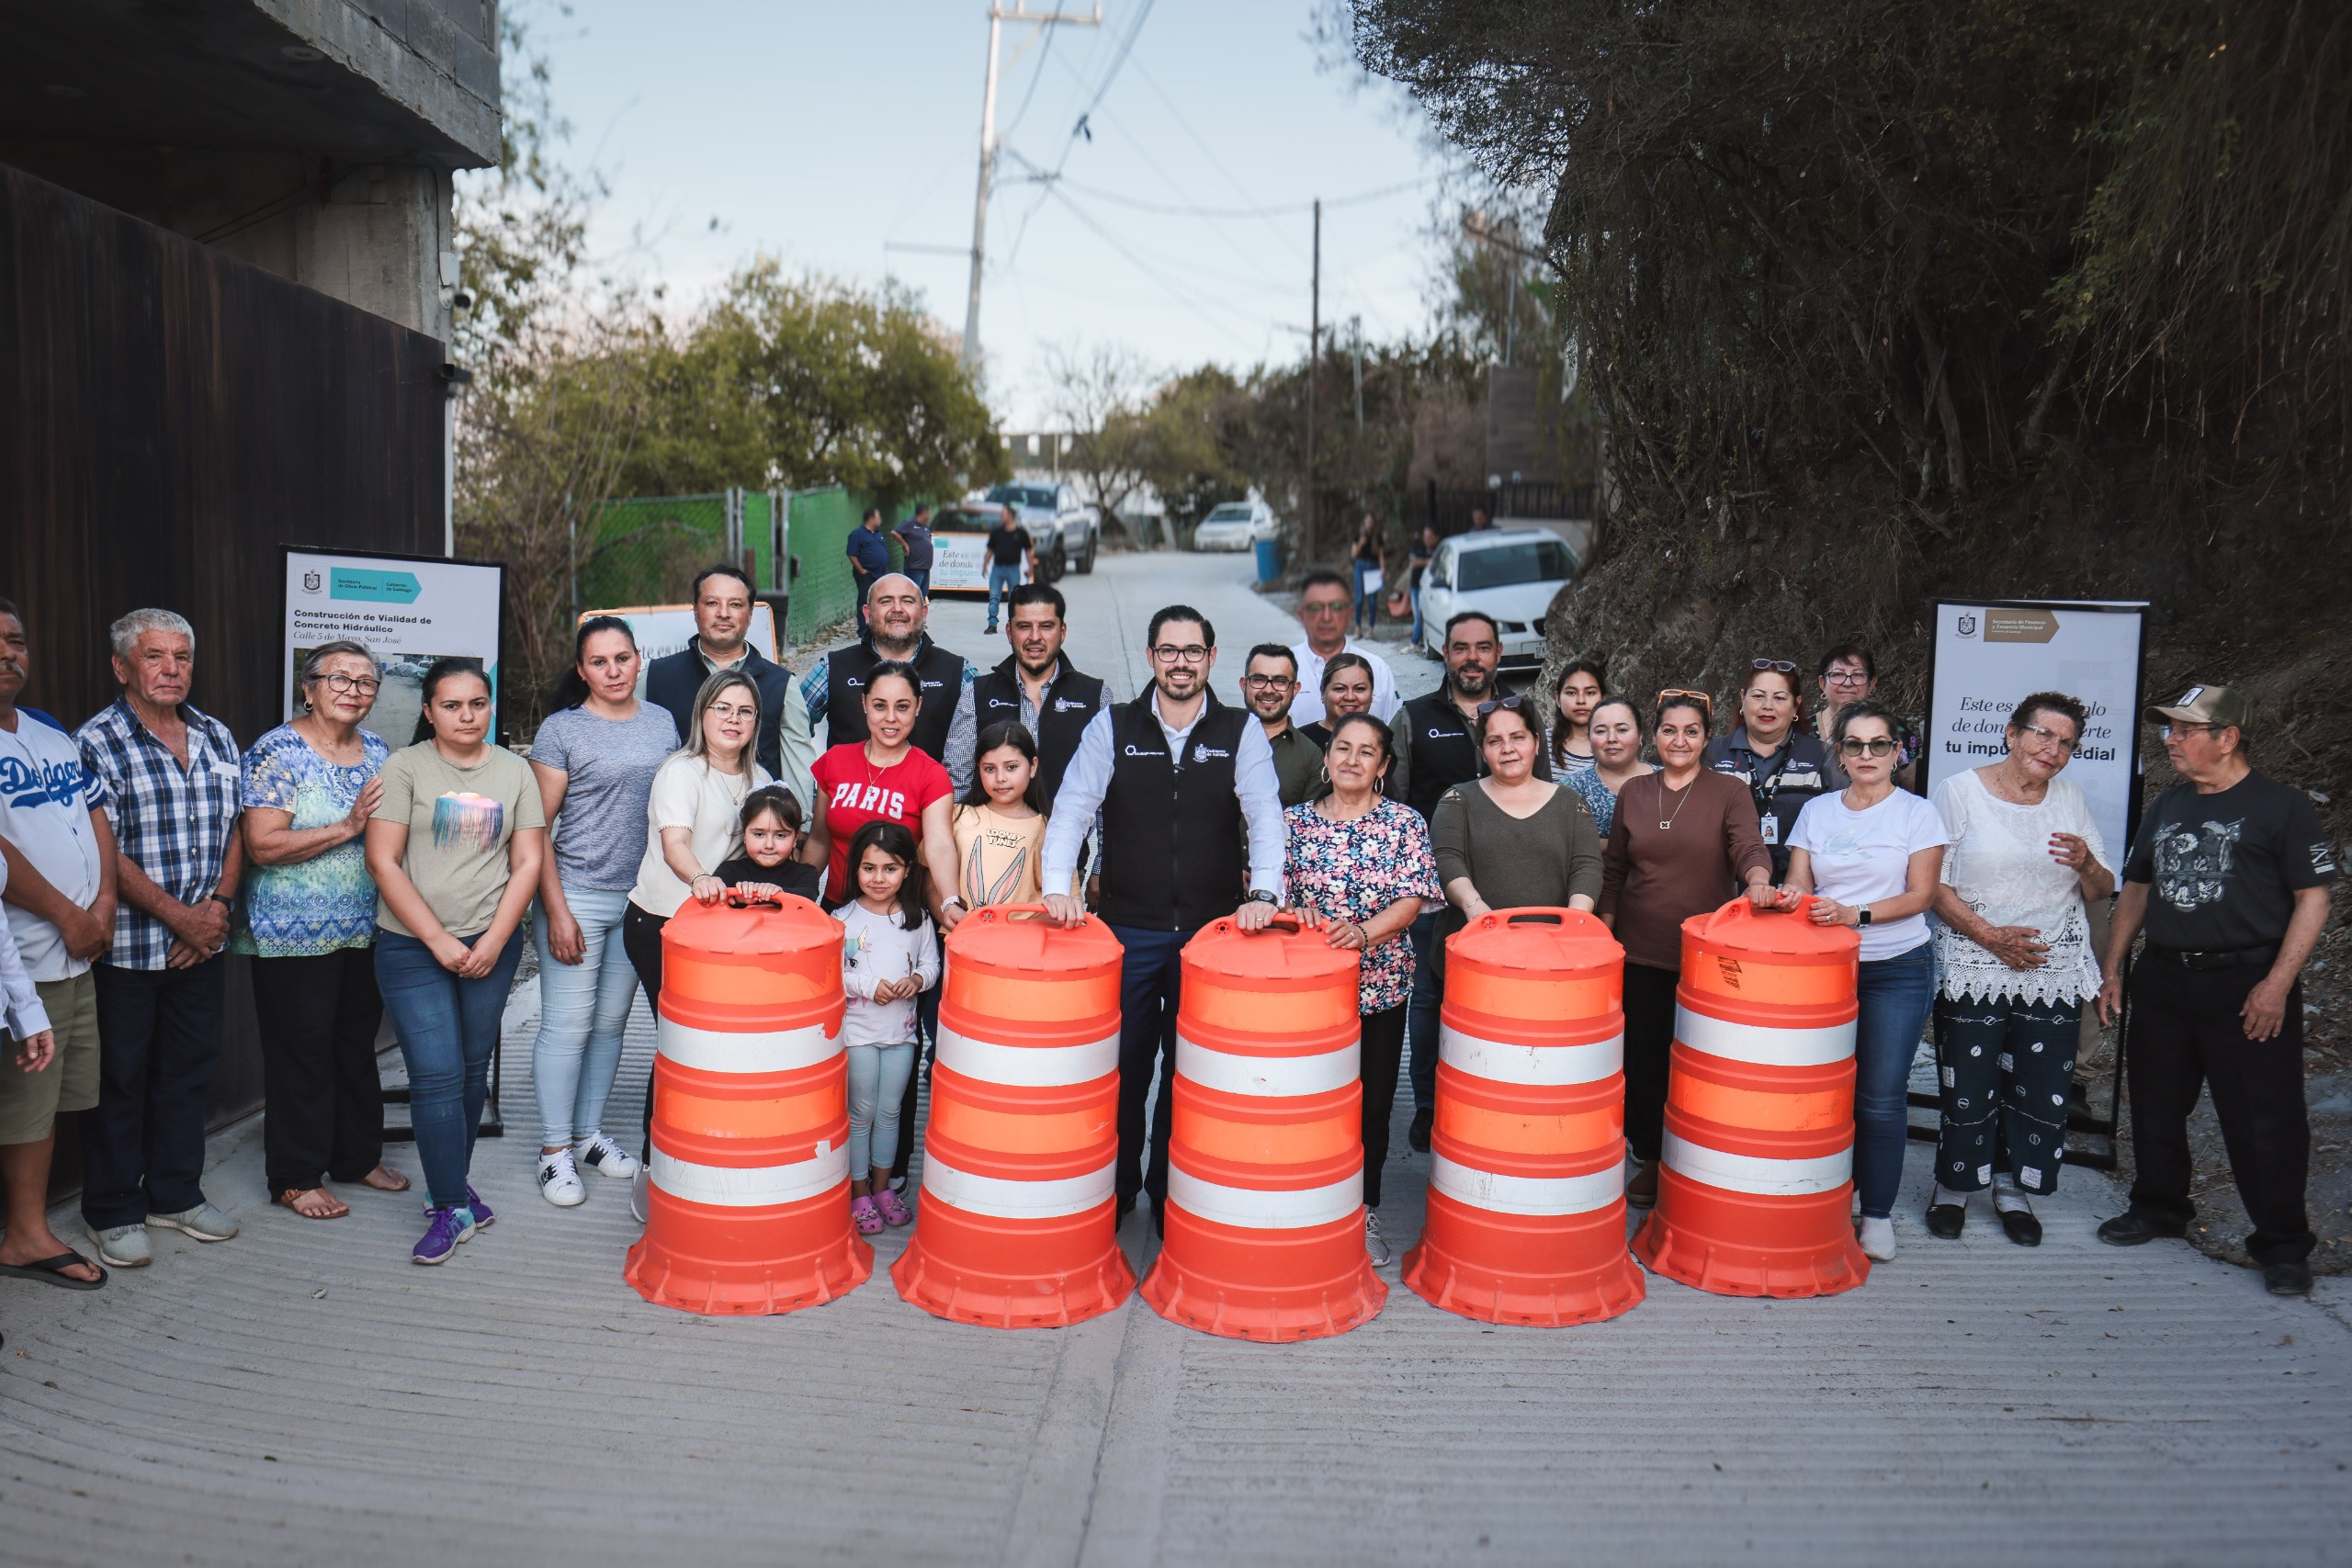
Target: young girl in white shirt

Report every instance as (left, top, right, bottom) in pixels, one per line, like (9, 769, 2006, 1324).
(833, 819, 938, 1235)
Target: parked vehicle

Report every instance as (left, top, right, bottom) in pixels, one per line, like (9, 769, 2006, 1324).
(983, 481, 1095, 574)
(1414, 527, 1576, 668)
(1191, 499, 1280, 551)
(928, 504, 1064, 593)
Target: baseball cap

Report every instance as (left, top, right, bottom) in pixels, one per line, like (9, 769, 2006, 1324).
(2143, 683, 2252, 730)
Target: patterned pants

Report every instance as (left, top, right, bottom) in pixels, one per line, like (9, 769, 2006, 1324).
(1932, 994, 2081, 1195)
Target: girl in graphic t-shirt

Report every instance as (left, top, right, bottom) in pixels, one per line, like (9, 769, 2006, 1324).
(946, 721, 1076, 914)
(804, 661, 956, 919)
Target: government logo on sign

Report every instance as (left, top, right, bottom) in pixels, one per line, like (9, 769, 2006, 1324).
(301, 571, 322, 593)
(1956, 613, 1977, 637)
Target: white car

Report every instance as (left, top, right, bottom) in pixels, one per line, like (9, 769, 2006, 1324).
(1192, 500, 1279, 551)
(983, 481, 1095, 574)
(1416, 527, 1577, 668)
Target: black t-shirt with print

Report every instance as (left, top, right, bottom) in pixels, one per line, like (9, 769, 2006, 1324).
(2122, 770, 2335, 951)
(987, 524, 1031, 567)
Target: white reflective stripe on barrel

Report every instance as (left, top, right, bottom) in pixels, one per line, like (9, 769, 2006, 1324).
(1673, 1003, 1855, 1068)
(935, 1025, 1118, 1088)
(1165, 1167, 1360, 1230)
(1176, 1034, 1359, 1098)
(1440, 1024, 1623, 1086)
(1430, 1151, 1621, 1216)
(650, 1144, 847, 1208)
(657, 1017, 838, 1075)
(1660, 1131, 1851, 1196)
(920, 1154, 1115, 1219)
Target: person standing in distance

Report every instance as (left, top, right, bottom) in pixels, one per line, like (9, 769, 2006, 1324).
(894, 503, 936, 599)
(1396, 611, 1503, 1152)
(983, 504, 1035, 635)
(1041, 606, 1286, 1236)
(1239, 644, 1325, 808)
(644, 564, 815, 818)
(943, 582, 1106, 814)
(1288, 570, 1401, 728)
(2096, 685, 2335, 1297)
(846, 506, 892, 608)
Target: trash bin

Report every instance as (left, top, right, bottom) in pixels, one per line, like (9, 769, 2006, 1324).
(1254, 537, 1283, 585)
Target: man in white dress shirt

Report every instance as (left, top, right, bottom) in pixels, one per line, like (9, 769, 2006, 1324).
(1287, 570, 1400, 728)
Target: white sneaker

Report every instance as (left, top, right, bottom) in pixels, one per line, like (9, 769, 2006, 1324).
(1858, 1215, 1896, 1261)
(576, 1132, 641, 1180)
(537, 1149, 586, 1208)
(1364, 1212, 1395, 1269)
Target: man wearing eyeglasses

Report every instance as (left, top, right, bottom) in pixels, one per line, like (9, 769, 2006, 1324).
(1240, 644, 1325, 807)
(1042, 605, 1287, 1236)
(2095, 685, 2335, 1296)
(1288, 570, 1401, 728)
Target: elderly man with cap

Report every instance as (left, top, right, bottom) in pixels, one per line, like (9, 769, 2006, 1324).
(2096, 684, 2335, 1297)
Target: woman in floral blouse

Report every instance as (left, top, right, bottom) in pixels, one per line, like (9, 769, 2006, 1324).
(1283, 711, 1442, 1268)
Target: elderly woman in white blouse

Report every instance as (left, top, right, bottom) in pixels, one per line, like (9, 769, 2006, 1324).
(1926, 692, 2115, 1247)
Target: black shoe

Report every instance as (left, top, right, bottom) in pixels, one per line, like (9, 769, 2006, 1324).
(2264, 1262, 2314, 1298)
(1997, 1208, 2042, 1247)
(1925, 1202, 1966, 1239)
(1116, 1196, 1136, 1226)
(1150, 1201, 1166, 1241)
(1408, 1106, 1432, 1155)
(2097, 1210, 2188, 1247)
(984, 623, 998, 634)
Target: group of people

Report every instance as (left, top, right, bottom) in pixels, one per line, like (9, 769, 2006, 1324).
(0, 555, 2332, 1297)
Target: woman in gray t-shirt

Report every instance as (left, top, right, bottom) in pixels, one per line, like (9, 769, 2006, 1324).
(524, 617, 681, 1209)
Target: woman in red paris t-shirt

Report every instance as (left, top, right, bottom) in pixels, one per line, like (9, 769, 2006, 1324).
(806, 660, 956, 914)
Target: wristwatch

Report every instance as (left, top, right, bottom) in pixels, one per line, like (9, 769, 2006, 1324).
(206, 893, 234, 910)
(1856, 905, 1873, 927)
(1246, 890, 1279, 907)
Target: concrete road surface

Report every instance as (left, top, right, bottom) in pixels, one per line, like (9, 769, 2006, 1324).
(3, 552, 2347, 1566)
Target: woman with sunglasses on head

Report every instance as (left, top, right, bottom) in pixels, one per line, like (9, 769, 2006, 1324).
(1779, 699, 1950, 1261)
(1598, 690, 1776, 1207)
(1548, 658, 1608, 777)
(1301, 651, 1410, 803)
(1815, 643, 1920, 790)
(1562, 695, 1654, 840)
(1704, 658, 1831, 883)
(1923, 693, 2110, 1246)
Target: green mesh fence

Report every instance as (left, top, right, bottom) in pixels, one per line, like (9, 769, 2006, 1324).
(580, 491, 781, 612)
(784, 487, 861, 641)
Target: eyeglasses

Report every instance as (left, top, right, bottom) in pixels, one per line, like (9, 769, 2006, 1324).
(1151, 644, 1210, 664)
(1838, 737, 1898, 758)
(707, 703, 761, 721)
(2016, 721, 2077, 754)
(1241, 673, 1295, 691)
(1824, 668, 1871, 687)
(1748, 658, 1797, 674)
(1476, 694, 1531, 716)
(2159, 722, 2215, 740)
(1300, 600, 1351, 617)
(320, 674, 381, 695)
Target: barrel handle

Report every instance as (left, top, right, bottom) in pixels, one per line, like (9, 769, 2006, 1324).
(1700, 892, 1821, 928)
(968, 902, 1073, 927)
(1206, 911, 1305, 936)
(722, 888, 781, 909)
(1475, 905, 1593, 931)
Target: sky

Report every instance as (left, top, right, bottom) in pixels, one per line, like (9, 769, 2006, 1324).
(533, 0, 1456, 426)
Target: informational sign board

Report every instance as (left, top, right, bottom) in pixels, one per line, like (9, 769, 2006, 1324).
(582, 604, 779, 690)
(1923, 600, 2147, 859)
(283, 547, 507, 749)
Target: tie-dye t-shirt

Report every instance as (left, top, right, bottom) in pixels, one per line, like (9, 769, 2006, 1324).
(370, 741, 547, 939)
(234, 723, 391, 957)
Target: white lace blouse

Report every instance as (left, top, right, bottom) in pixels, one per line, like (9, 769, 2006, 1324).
(1931, 768, 2111, 1005)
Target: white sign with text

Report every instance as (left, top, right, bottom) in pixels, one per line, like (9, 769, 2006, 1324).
(283, 549, 506, 748)
(1925, 600, 2146, 859)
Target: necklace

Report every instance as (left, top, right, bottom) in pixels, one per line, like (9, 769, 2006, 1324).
(1656, 772, 1698, 831)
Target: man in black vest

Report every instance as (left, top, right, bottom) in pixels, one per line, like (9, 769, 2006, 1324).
(1396, 610, 1501, 1151)
(644, 564, 816, 811)
(943, 582, 1106, 809)
(1043, 605, 1286, 1235)
(800, 572, 971, 761)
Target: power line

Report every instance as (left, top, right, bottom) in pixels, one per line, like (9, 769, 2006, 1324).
(1012, 170, 1437, 220)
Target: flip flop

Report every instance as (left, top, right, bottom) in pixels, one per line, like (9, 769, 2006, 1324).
(0, 1251, 108, 1292)
(275, 1188, 349, 1220)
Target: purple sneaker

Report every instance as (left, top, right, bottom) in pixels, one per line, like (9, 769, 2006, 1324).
(466, 1185, 494, 1228)
(413, 1205, 476, 1265)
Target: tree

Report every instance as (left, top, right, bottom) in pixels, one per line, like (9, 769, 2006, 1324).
(1043, 343, 1156, 536)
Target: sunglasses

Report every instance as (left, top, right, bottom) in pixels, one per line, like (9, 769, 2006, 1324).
(1748, 658, 1797, 674)
(1657, 688, 1713, 713)
(1838, 737, 1899, 758)
(1476, 694, 1532, 716)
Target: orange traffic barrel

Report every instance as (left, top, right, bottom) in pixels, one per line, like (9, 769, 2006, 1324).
(1631, 897, 1867, 1297)
(624, 895, 873, 1314)
(891, 904, 1135, 1327)
(1403, 908, 1645, 1326)
(1139, 916, 1386, 1341)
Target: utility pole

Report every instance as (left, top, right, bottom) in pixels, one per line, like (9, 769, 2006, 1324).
(1502, 217, 1519, 368)
(1306, 197, 1319, 559)
(962, 4, 1102, 372)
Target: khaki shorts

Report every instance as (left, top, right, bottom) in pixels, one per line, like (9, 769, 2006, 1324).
(0, 970, 100, 1145)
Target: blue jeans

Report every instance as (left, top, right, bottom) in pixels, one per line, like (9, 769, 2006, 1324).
(1354, 562, 1382, 629)
(376, 928, 523, 1210)
(987, 562, 1022, 623)
(530, 886, 639, 1148)
(906, 567, 931, 597)
(1110, 925, 1190, 1209)
(1406, 909, 1442, 1111)
(1853, 942, 1936, 1219)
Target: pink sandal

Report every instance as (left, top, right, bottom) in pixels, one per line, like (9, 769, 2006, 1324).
(850, 1195, 885, 1235)
(875, 1189, 913, 1228)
